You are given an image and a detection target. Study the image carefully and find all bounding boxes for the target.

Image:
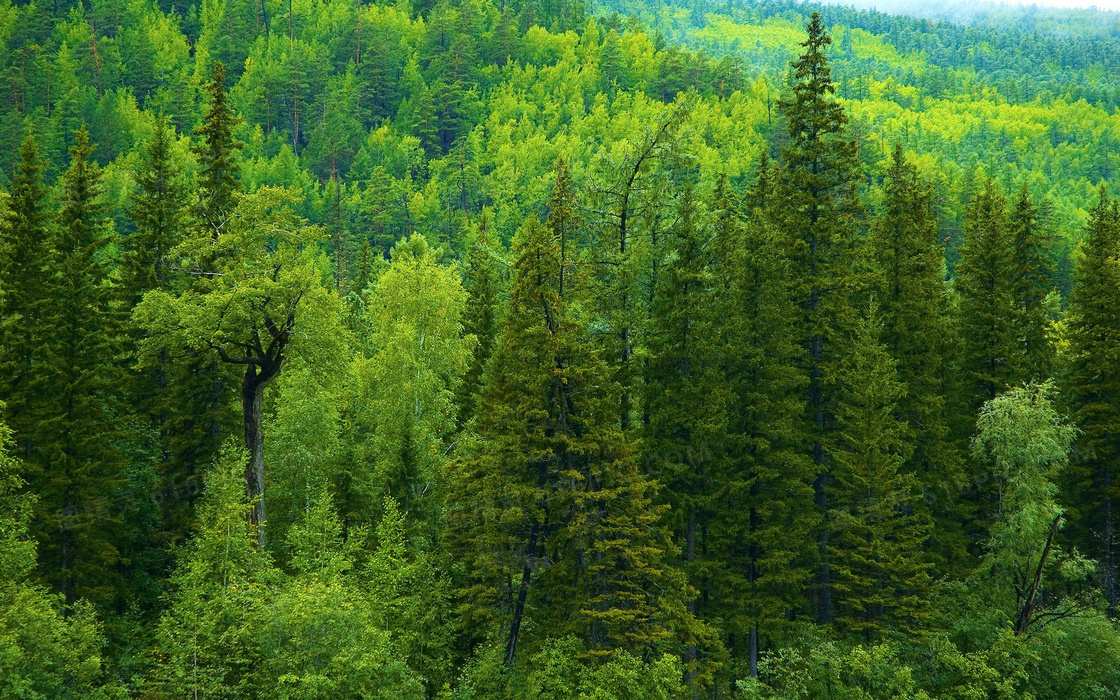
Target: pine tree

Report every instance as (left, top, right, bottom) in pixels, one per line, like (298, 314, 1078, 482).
(711, 169, 816, 678)
(123, 119, 193, 550)
(0, 134, 51, 460)
(828, 307, 931, 643)
(193, 61, 243, 239)
(1008, 184, 1055, 384)
(1065, 186, 1120, 617)
(447, 211, 702, 669)
(123, 119, 188, 305)
(31, 126, 127, 608)
(869, 145, 962, 560)
(778, 11, 864, 624)
(456, 210, 501, 428)
(955, 178, 1017, 419)
(643, 183, 730, 637)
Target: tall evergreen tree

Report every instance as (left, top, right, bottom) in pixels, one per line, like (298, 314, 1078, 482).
(456, 211, 501, 429)
(954, 179, 1019, 552)
(869, 145, 962, 560)
(828, 307, 931, 643)
(778, 11, 864, 624)
(709, 170, 816, 678)
(0, 134, 51, 459)
(31, 127, 127, 607)
(173, 60, 246, 518)
(447, 210, 703, 671)
(193, 61, 243, 239)
(123, 119, 193, 550)
(1008, 184, 1055, 384)
(643, 184, 731, 663)
(1065, 187, 1120, 617)
(955, 178, 1017, 419)
(123, 119, 188, 305)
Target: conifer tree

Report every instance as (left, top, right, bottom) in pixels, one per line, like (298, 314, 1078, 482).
(447, 211, 701, 669)
(124, 119, 193, 547)
(0, 134, 51, 459)
(456, 211, 501, 428)
(778, 11, 864, 624)
(644, 184, 730, 633)
(955, 179, 1017, 419)
(869, 145, 962, 558)
(1008, 184, 1055, 383)
(711, 169, 816, 677)
(164, 61, 246, 528)
(193, 61, 243, 239)
(123, 119, 189, 305)
(828, 307, 931, 643)
(1065, 187, 1120, 617)
(31, 127, 127, 608)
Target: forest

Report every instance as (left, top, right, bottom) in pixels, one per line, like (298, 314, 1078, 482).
(2, 0, 1120, 695)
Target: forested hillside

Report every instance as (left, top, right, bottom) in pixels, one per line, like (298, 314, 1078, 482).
(1, 0, 1120, 696)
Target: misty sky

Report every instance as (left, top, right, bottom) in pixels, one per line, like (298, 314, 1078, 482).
(839, 0, 1120, 13)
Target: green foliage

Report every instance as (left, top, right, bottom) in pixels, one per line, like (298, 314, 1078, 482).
(1063, 187, 1120, 615)
(828, 307, 931, 643)
(2, 1, 1120, 695)
(347, 233, 472, 538)
(868, 145, 961, 557)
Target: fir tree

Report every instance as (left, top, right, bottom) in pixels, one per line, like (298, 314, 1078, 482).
(1065, 187, 1120, 617)
(447, 212, 703, 669)
(0, 412, 108, 697)
(954, 179, 1018, 552)
(31, 126, 127, 608)
(193, 61, 243, 239)
(711, 169, 816, 677)
(123, 119, 193, 550)
(0, 134, 51, 460)
(955, 178, 1017, 419)
(828, 307, 931, 644)
(778, 11, 864, 624)
(643, 183, 730, 638)
(456, 210, 501, 429)
(123, 118, 188, 305)
(869, 145, 962, 560)
(1008, 184, 1055, 384)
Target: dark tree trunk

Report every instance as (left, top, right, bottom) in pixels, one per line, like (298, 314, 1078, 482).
(242, 359, 282, 548)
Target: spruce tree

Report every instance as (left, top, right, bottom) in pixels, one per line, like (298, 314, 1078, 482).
(828, 307, 931, 643)
(0, 134, 51, 459)
(954, 179, 1018, 551)
(31, 127, 126, 607)
(124, 119, 192, 549)
(1008, 184, 1055, 384)
(869, 145, 962, 560)
(643, 183, 731, 661)
(1065, 187, 1120, 617)
(456, 210, 501, 429)
(193, 60, 243, 239)
(955, 178, 1017, 419)
(447, 211, 703, 669)
(123, 118, 188, 305)
(778, 11, 864, 624)
(711, 169, 816, 677)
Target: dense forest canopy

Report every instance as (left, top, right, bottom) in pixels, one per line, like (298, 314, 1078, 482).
(2, 0, 1120, 696)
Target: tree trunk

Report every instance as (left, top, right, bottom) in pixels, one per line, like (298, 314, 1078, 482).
(242, 360, 282, 548)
